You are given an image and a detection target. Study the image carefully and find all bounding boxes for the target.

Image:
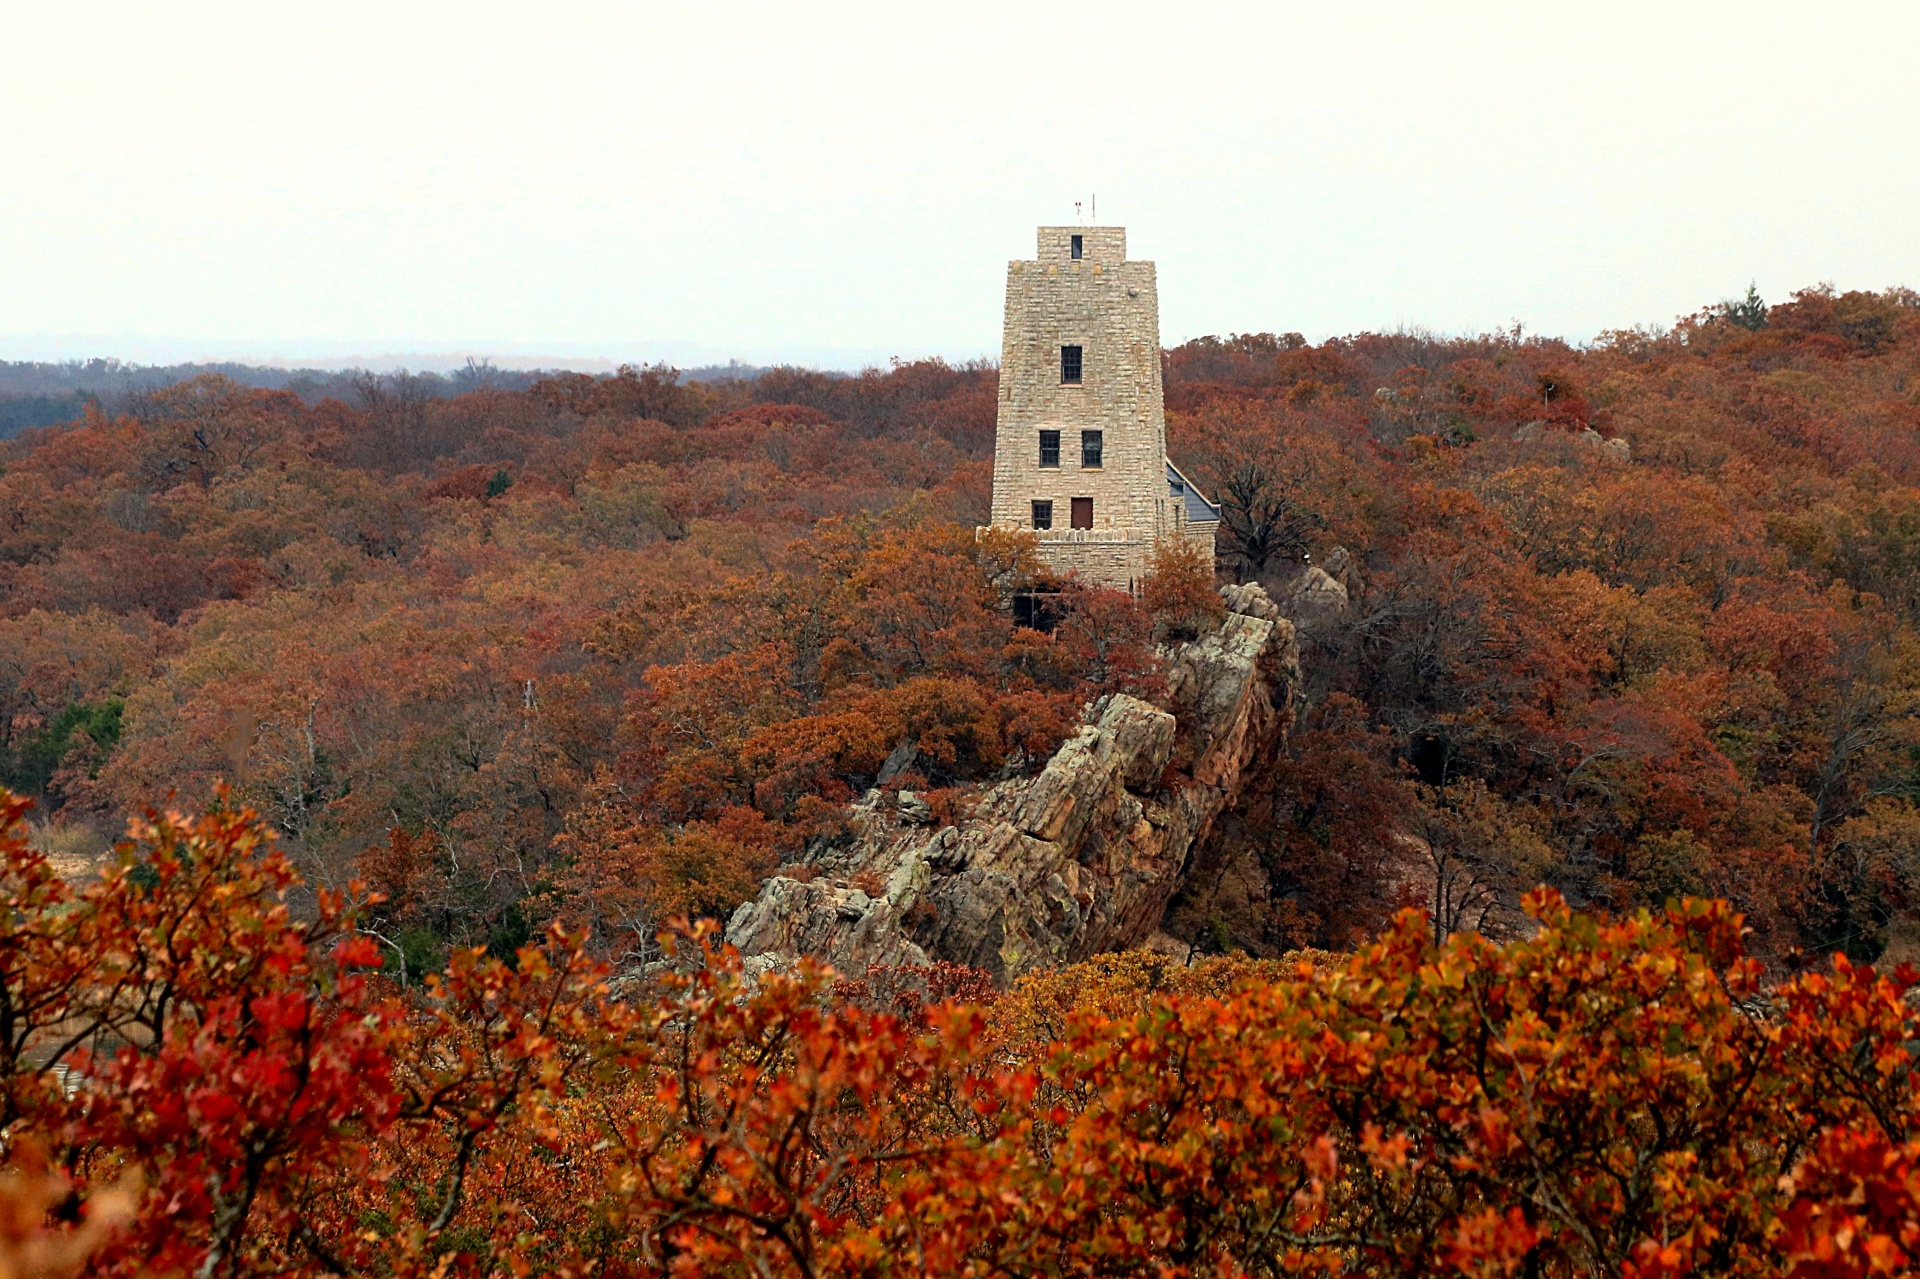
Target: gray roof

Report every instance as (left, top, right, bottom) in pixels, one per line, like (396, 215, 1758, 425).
(1166, 459, 1221, 523)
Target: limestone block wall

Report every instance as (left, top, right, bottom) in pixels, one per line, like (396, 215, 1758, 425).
(985, 224, 1217, 589)
(1033, 536, 1152, 589)
(1183, 522, 1220, 559)
(990, 227, 1167, 542)
(1028, 523, 1220, 591)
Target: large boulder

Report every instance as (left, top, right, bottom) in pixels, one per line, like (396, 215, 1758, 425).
(723, 584, 1299, 985)
(1275, 566, 1349, 622)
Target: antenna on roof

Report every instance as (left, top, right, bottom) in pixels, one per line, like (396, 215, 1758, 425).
(1091, 193, 1096, 224)
(1074, 200, 1083, 225)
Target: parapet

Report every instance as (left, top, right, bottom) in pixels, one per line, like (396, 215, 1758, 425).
(1034, 226, 1127, 264)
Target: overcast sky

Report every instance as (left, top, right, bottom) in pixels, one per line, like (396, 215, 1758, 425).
(3, 1, 1916, 369)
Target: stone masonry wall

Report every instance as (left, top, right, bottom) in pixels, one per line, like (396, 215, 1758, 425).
(1028, 536, 1152, 589)
(989, 227, 1163, 534)
(1024, 522, 1219, 591)
(989, 226, 1184, 588)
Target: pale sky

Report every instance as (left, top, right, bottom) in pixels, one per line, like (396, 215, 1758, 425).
(3, 1, 1916, 369)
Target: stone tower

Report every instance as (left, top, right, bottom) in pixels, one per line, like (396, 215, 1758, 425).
(987, 225, 1217, 590)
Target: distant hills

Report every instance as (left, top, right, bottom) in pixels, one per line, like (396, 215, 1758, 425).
(0, 357, 786, 438)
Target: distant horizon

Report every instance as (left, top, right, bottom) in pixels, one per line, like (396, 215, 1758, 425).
(5, 277, 1914, 378)
(0, 287, 1849, 378)
(0, 335, 992, 377)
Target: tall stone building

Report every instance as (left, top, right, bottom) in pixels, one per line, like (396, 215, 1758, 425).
(986, 225, 1218, 591)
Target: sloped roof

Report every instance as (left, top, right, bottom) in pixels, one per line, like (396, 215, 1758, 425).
(1166, 459, 1221, 523)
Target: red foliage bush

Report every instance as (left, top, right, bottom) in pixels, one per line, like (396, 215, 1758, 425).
(12, 793, 1920, 1277)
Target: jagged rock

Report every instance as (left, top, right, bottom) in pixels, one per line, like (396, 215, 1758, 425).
(1015, 697, 1175, 845)
(1515, 422, 1629, 463)
(1276, 566, 1349, 621)
(1320, 546, 1362, 598)
(876, 739, 917, 784)
(727, 875, 930, 978)
(896, 791, 934, 825)
(1573, 427, 1632, 462)
(1219, 581, 1281, 622)
(724, 585, 1299, 985)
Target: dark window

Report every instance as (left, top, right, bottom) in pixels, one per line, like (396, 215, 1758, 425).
(1081, 430, 1103, 468)
(1061, 345, 1082, 384)
(1038, 430, 1060, 468)
(1070, 497, 1093, 529)
(1013, 592, 1060, 633)
(1031, 499, 1052, 530)
(1070, 234, 1083, 260)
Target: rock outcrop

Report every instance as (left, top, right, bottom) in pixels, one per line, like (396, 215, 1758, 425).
(724, 586, 1298, 984)
(1276, 566, 1349, 619)
(1514, 420, 1631, 462)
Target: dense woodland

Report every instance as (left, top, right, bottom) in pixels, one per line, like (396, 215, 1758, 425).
(8, 285, 1920, 967)
(7, 284, 1920, 1273)
(0, 358, 774, 438)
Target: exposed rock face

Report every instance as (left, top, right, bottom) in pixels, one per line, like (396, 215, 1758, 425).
(1515, 420, 1630, 462)
(1277, 566, 1349, 619)
(724, 586, 1298, 985)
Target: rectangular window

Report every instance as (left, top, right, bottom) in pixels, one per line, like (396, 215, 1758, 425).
(1061, 345, 1082, 384)
(1070, 234, 1083, 260)
(1038, 430, 1060, 468)
(1070, 497, 1093, 529)
(1013, 593, 1059, 633)
(1081, 430, 1103, 468)
(1031, 499, 1052, 530)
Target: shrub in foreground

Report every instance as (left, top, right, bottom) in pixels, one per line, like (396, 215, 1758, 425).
(6, 790, 1920, 1276)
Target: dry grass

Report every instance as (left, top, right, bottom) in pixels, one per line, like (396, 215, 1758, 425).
(26, 818, 112, 881)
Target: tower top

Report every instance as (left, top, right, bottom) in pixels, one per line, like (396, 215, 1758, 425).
(1031, 226, 1127, 264)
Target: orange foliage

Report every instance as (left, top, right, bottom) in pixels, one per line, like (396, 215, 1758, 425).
(1140, 535, 1225, 639)
(10, 793, 1920, 1276)
(8, 284, 1920, 976)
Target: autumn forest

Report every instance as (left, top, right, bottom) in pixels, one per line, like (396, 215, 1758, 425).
(8, 283, 1920, 1276)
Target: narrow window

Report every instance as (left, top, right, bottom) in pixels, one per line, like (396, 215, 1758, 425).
(1060, 345, 1082, 384)
(1038, 430, 1060, 468)
(1081, 430, 1103, 468)
(1031, 499, 1053, 530)
(1070, 497, 1093, 529)
(1070, 234, 1083, 260)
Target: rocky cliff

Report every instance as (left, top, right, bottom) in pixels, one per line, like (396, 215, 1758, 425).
(724, 585, 1299, 985)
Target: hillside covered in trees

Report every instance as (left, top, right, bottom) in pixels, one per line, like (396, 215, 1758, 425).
(9, 283, 1920, 1277)
(0, 357, 777, 439)
(4, 284, 1920, 975)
